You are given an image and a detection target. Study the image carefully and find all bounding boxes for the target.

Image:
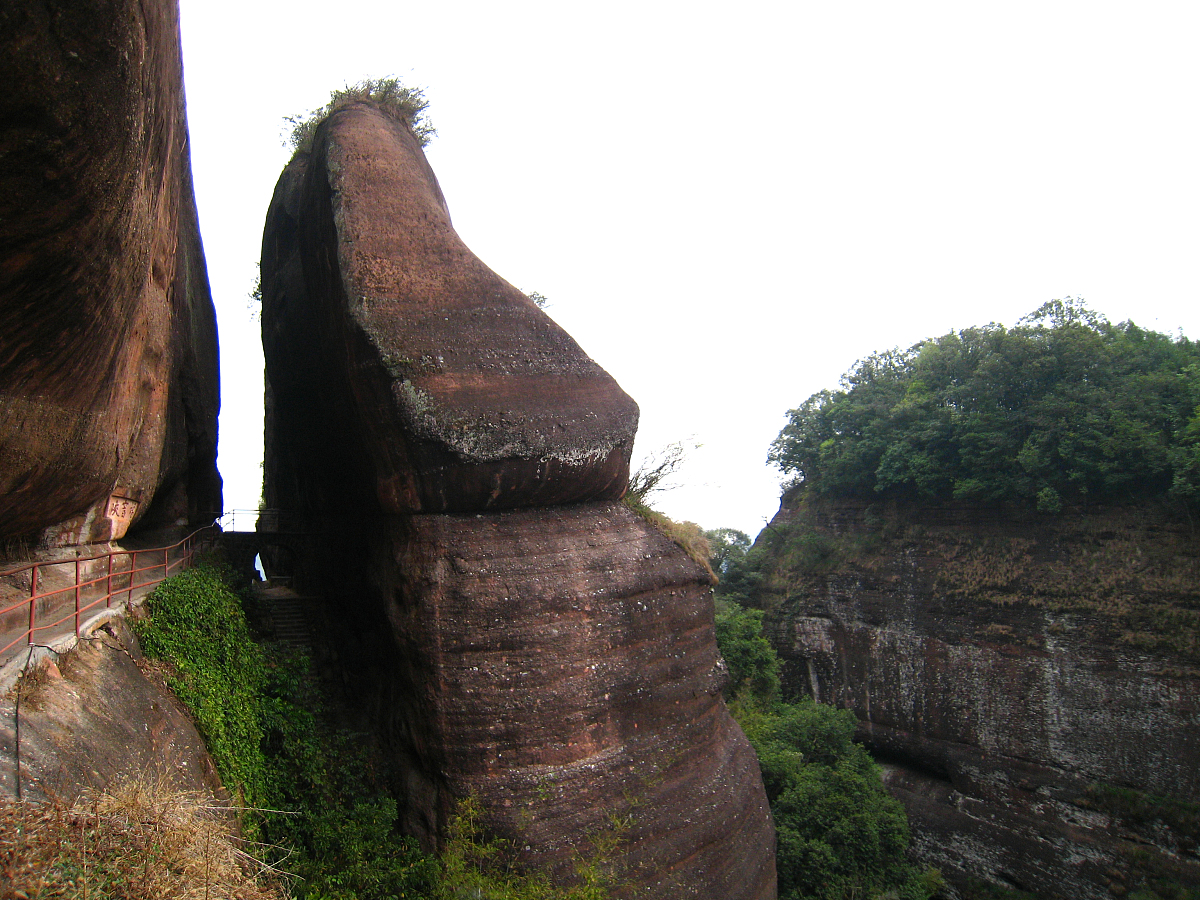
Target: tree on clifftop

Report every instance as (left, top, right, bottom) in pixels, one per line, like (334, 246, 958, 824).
(768, 298, 1200, 511)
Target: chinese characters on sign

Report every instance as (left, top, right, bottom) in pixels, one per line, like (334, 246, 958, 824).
(105, 495, 139, 531)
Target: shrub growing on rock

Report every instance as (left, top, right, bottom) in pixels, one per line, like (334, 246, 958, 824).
(286, 76, 435, 154)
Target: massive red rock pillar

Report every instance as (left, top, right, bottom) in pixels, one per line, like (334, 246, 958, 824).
(0, 0, 222, 546)
(261, 101, 775, 897)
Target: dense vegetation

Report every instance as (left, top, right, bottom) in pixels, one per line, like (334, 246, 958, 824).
(134, 561, 614, 899)
(712, 588, 941, 900)
(768, 299, 1200, 512)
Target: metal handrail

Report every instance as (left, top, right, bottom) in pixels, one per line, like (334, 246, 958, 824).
(215, 508, 312, 534)
(0, 524, 216, 657)
(216, 508, 272, 533)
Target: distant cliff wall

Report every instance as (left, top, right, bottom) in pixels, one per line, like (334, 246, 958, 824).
(759, 491, 1200, 899)
(0, 0, 221, 547)
(260, 102, 775, 898)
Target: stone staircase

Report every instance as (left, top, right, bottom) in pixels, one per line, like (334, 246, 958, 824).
(253, 579, 317, 652)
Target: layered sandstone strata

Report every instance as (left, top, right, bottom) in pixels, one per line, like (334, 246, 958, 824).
(261, 101, 775, 898)
(0, 0, 221, 546)
(385, 505, 775, 895)
(261, 102, 636, 515)
(760, 493, 1200, 898)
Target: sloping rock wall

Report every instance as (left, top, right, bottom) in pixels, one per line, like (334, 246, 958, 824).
(0, 0, 221, 547)
(760, 492, 1200, 898)
(0, 617, 221, 801)
(261, 102, 775, 898)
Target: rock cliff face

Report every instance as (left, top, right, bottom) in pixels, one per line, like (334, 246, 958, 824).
(262, 103, 635, 516)
(261, 102, 775, 897)
(0, 0, 221, 547)
(759, 491, 1200, 898)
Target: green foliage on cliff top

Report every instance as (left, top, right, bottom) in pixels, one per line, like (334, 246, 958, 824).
(286, 76, 435, 155)
(769, 298, 1200, 511)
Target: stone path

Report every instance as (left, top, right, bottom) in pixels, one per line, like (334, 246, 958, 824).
(0, 552, 182, 690)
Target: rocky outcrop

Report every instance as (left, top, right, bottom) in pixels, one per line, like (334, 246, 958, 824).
(262, 102, 635, 516)
(0, 0, 221, 547)
(261, 102, 775, 898)
(759, 491, 1200, 898)
(0, 616, 222, 800)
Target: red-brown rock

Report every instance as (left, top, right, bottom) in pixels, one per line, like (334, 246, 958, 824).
(261, 103, 636, 515)
(761, 493, 1200, 898)
(0, 0, 221, 546)
(386, 504, 775, 896)
(261, 101, 776, 897)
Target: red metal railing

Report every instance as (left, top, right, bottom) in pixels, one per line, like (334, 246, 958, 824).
(0, 525, 216, 657)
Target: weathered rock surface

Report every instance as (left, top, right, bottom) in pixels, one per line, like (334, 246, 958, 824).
(383, 504, 774, 895)
(0, 617, 221, 800)
(261, 103, 636, 515)
(261, 102, 775, 898)
(0, 0, 221, 547)
(759, 491, 1200, 898)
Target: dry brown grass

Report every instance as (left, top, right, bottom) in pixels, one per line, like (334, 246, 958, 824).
(0, 777, 287, 900)
(622, 499, 716, 583)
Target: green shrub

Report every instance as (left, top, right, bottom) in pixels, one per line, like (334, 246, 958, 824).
(714, 601, 780, 701)
(136, 559, 618, 898)
(433, 798, 620, 900)
(134, 563, 270, 813)
(287, 76, 435, 155)
(731, 693, 937, 900)
(713, 586, 940, 900)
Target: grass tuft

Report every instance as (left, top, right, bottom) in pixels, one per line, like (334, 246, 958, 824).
(623, 497, 715, 582)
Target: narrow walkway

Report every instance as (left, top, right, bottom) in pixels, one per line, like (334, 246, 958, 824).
(0, 545, 192, 688)
(248, 579, 326, 711)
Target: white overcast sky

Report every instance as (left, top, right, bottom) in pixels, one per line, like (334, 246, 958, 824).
(180, 1, 1200, 538)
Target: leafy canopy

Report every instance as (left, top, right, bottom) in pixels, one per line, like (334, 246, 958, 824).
(769, 298, 1200, 510)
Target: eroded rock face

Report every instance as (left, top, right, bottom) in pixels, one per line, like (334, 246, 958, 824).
(760, 493, 1200, 898)
(0, 617, 222, 800)
(384, 505, 775, 895)
(262, 102, 775, 898)
(262, 103, 636, 515)
(0, 0, 221, 546)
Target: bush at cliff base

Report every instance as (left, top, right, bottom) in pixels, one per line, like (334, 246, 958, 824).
(134, 560, 622, 899)
(716, 600, 943, 900)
